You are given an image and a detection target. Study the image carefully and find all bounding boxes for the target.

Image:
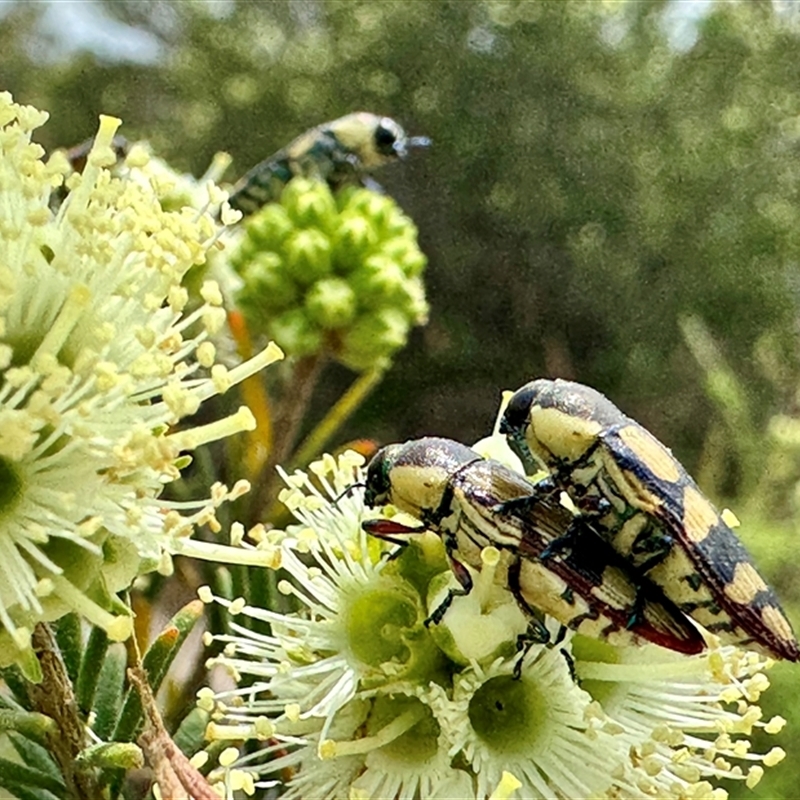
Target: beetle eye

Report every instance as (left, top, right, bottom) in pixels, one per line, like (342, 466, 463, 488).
(364, 453, 393, 506)
(374, 124, 399, 155)
(500, 386, 535, 434)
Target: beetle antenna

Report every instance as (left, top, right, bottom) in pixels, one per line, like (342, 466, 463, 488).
(333, 482, 366, 506)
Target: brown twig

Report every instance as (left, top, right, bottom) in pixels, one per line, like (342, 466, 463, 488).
(28, 623, 99, 800)
(249, 353, 324, 519)
(129, 666, 219, 800)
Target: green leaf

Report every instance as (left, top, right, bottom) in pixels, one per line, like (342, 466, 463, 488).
(0, 665, 34, 710)
(76, 626, 109, 716)
(6, 730, 59, 774)
(112, 599, 205, 743)
(172, 706, 211, 758)
(52, 613, 82, 685)
(0, 783, 62, 800)
(0, 758, 67, 798)
(91, 643, 128, 741)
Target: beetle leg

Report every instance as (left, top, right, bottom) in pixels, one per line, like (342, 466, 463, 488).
(360, 175, 386, 194)
(496, 477, 559, 516)
(507, 555, 551, 680)
(513, 619, 552, 679)
(560, 647, 577, 682)
(626, 584, 646, 629)
(381, 539, 408, 562)
(423, 482, 456, 528)
(424, 548, 473, 628)
(553, 623, 569, 645)
(507, 556, 539, 617)
(631, 527, 674, 573)
(539, 520, 585, 562)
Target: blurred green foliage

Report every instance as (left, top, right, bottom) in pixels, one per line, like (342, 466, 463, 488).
(6, 1, 800, 796)
(5, 1, 799, 450)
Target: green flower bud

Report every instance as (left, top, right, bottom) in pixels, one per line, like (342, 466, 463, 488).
(348, 255, 407, 306)
(240, 252, 298, 313)
(393, 276, 430, 324)
(342, 188, 395, 225)
(284, 228, 332, 286)
(244, 204, 294, 251)
(230, 178, 429, 369)
(305, 277, 357, 330)
(379, 207, 418, 240)
(334, 184, 359, 212)
(332, 214, 379, 272)
(339, 308, 410, 371)
(269, 308, 323, 357)
(381, 236, 427, 277)
(281, 178, 338, 233)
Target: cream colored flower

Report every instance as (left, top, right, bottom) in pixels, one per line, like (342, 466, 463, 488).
(200, 445, 790, 799)
(574, 639, 787, 798)
(0, 93, 281, 666)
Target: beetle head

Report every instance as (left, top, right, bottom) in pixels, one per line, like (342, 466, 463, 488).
(501, 379, 625, 470)
(364, 437, 478, 522)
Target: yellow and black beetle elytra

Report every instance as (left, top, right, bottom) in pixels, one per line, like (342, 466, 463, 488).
(499, 378, 799, 662)
(227, 112, 430, 216)
(362, 436, 706, 656)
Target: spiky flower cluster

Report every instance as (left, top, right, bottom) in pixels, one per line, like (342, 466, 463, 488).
(0, 93, 282, 671)
(231, 179, 428, 371)
(200, 451, 787, 800)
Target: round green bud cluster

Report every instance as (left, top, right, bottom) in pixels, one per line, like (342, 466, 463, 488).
(231, 179, 428, 371)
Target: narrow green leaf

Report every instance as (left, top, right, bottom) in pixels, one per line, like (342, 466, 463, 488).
(75, 741, 144, 770)
(6, 729, 59, 774)
(0, 694, 24, 712)
(172, 706, 211, 757)
(112, 599, 204, 744)
(0, 758, 67, 798)
(146, 600, 204, 694)
(2, 710, 56, 745)
(91, 643, 128, 741)
(0, 664, 34, 709)
(0, 781, 61, 800)
(52, 613, 82, 684)
(76, 626, 109, 715)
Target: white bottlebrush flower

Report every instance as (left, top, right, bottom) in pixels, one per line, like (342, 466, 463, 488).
(436, 641, 633, 800)
(0, 93, 282, 665)
(200, 454, 612, 799)
(200, 444, 790, 798)
(573, 639, 787, 797)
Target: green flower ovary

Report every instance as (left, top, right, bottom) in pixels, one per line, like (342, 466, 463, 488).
(468, 674, 550, 755)
(232, 179, 428, 371)
(0, 457, 23, 518)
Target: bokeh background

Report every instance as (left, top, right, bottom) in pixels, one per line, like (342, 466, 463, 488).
(4, 1, 800, 796)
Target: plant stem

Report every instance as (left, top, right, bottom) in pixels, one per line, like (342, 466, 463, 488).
(28, 623, 100, 800)
(250, 354, 324, 518)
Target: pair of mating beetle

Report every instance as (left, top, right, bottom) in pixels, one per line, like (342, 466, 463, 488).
(225, 118, 797, 660)
(361, 379, 800, 662)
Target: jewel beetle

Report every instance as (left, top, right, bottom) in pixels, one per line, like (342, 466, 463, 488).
(499, 378, 799, 661)
(227, 112, 431, 216)
(362, 436, 705, 656)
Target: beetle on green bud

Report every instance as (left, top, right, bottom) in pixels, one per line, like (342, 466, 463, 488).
(362, 437, 706, 657)
(499, 378, 800, 662)
(227, 112, 431, 217)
